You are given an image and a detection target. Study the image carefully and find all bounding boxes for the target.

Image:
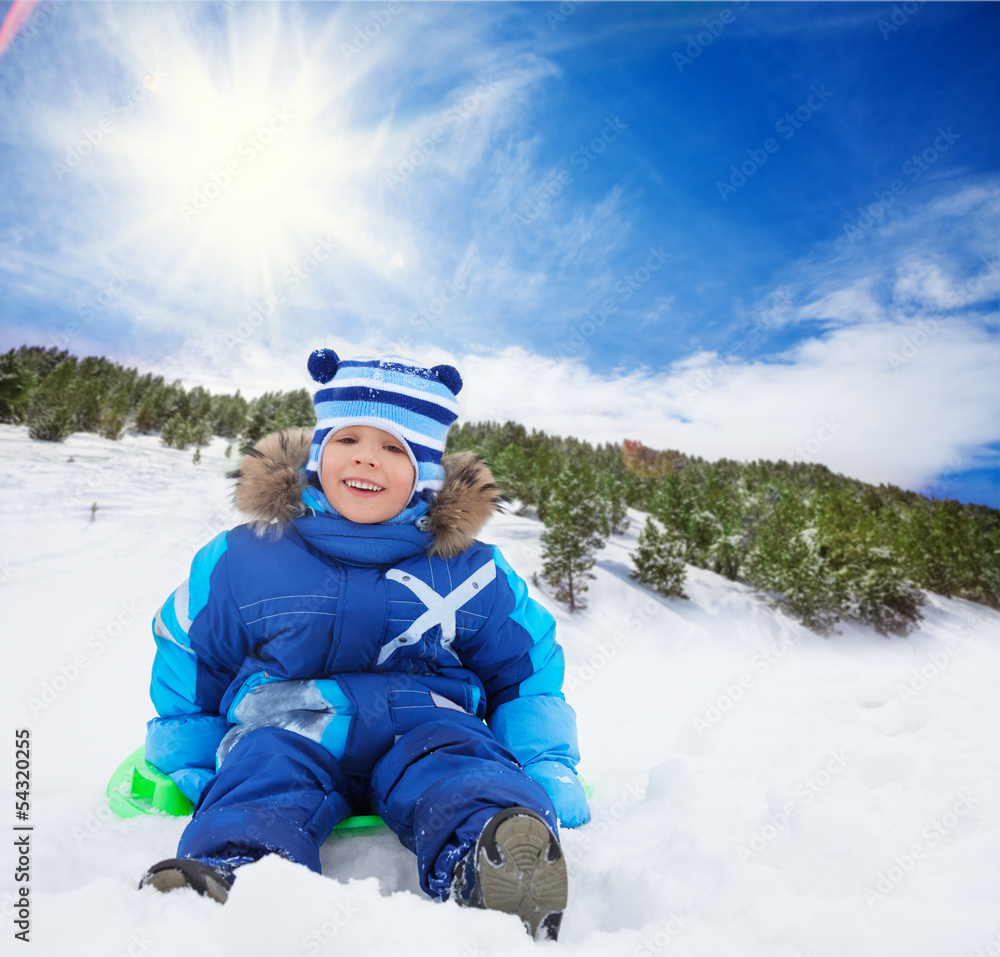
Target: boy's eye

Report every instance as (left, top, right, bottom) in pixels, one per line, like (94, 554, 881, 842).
(337, 436, 357, 444)
(385, 445, 405, 454)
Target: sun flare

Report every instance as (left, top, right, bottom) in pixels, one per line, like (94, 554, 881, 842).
(73, 4, 391, 317)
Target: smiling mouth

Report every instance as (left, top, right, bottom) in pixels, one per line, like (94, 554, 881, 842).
(344, 479, 384, 492)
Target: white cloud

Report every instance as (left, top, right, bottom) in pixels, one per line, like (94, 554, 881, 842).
(448, 312, 998, 495)
(776, 175, 1000, 329)
(892, 258, 955, 310)
(796, 281, 886, 327)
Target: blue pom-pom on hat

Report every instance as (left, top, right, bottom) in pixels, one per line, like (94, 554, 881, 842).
(308, 348, 340, 384)
(432, 364, 462, 396)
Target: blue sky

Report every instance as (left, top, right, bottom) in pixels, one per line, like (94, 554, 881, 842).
(1, 1, 998, 507)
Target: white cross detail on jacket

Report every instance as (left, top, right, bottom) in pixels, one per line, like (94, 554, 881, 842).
(377, 560, 497, 665)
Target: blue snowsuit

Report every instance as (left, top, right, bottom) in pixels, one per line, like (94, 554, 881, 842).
(145, 467, 584, 899)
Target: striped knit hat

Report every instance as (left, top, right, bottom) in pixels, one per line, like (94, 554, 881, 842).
(304, 348, 462, 524)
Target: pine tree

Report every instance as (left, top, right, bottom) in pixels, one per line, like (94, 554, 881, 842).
(155, 380, 188, 431)
(211, 391, 248, 438)
(631, 517, 687, 598)
(240, 395, 273, 453)
(132, 390, 158, 434)
(27, 358, 76, 442)
(160, 413, 190, 450)
(841, 545, 924, 636)
(189, 417, 212, 447)
(274, 389, 316, 432)
(187, 385, 213, 423)
(98, 387, 130, 441)
(651, 471, 700, 562)
(598, 472, 630, 536)
(969, 512, 1000, 609)
(15, 345, 72, 379)
(744, 484, 843, 634)
(70, 358, 110, 433)
(538, 462, 606, 611)
(239, 389, 315, 453)
(493, 444, 534, 512)
(0, 350, 37, 424)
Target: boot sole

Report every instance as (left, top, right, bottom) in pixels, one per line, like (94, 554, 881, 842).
(475, 810, 567, 940)
(140, 858, 231, 904)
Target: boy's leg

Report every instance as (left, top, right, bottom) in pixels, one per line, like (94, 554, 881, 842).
(368, 711, 558, 900)
(176, 725, 355, 874)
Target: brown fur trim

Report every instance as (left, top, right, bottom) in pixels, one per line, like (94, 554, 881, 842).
(232, 429, 313, 538)
(231, 431, 504, 553)
(426, 452, 505, 558)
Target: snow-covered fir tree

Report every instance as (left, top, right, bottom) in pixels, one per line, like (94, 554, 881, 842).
(537, 461, 606, 612)
(631, 516, 688, 599)
(0, 349, 37, 424)
(26, 358, 74, 442)
(744, 486, 843, 635)
(160, 413, 191, 450)
(599, 472, 629, 536)
(98, 387, 130, 441)
(840, 545, 925, 636)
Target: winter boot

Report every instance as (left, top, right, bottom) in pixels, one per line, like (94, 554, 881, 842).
(139, 858, 234, 904)
(453, 806, 568, 941)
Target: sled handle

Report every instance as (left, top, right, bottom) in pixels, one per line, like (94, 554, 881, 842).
(107, 746, 193, 818)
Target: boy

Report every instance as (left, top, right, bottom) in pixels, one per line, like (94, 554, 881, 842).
(139, 348, 590, 940)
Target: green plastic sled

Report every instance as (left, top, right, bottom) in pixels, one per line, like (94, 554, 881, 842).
(108, 746, 594, 839)
(106, 746, 388, 837)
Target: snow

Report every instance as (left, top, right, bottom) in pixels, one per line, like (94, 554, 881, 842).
(3, 422, 1000, 956)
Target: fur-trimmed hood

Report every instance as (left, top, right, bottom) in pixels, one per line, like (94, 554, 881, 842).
(231, 429, 503, 559)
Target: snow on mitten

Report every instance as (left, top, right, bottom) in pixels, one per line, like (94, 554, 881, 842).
(524, 760, 591, 828)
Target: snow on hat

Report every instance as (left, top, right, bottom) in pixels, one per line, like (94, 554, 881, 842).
(304, 348, 462, 523)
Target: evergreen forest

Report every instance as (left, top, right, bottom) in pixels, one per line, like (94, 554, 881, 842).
(446, 423, 1000, 636)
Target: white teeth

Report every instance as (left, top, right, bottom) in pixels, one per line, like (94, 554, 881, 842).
(345, 480, 383, 492)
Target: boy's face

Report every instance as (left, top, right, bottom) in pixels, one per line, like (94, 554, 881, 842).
(319, 425, 416, 524)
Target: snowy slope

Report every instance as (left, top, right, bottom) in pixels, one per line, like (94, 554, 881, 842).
(2, 423, 999, 957)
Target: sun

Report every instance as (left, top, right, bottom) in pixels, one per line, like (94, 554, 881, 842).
(87, 3, 389, 316)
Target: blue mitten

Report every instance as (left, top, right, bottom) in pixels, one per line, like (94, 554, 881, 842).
(524, 760, 591, 828)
